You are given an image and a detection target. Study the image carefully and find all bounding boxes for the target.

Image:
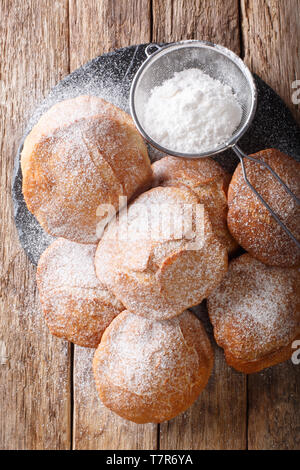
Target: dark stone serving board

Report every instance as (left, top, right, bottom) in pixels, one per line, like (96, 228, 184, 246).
(12, 43, 300, 266)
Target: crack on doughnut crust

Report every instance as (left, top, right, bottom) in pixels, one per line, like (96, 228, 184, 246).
(152, 156, 237, 254)
(95, 186, 228, 320)
(81, 130, 126, 197)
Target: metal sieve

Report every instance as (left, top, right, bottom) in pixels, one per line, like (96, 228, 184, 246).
(130, 40, 300, 248)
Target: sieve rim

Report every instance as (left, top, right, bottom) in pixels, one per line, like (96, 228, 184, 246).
(130, 40, 258, 159)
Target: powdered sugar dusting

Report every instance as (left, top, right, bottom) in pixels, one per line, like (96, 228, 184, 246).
(37, 238, 123, 347)
(21, 95, 151, 244)
(100, 312, 199, 395)
(14, 45, 156, 265)
(228, 149, 300, 267)
(152, 155, 237, 253)
(38, 238, 100, 290)
(13, 46, 300, 266)
(208, 254, 300, 360)
(93, 310, 213, 423)
(95, 186, 228, 320)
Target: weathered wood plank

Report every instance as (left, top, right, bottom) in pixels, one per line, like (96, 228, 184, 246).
(69, 0, 157, 450)
(248, 357, 300, 450)
(2, 0, 298, 450)
(69, 0, 151, 70)
(0, 0, 71, 449)
(160, 305, 247, 450)
(73, 347, 157, 450)
(152, 0, 241, 54)
(241, 0, 300, 450)
(152, 1, 246, 449)
(160, 352, 247, 450)
(241, 0, 300, 124)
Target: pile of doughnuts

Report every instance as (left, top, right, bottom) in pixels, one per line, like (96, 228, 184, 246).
(21, 96, 300, 424)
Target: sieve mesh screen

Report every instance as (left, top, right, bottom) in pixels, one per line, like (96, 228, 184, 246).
(130, 41, 257, 158)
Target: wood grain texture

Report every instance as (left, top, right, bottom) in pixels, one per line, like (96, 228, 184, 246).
(1, 0, 299, 450)
(160, 305, 247, 450)
(241, 0, 300, 124)
(248, 361, 300, 450)
(0, 0, 71, 449)
(73, 347, 157, 450)
(160, 350, 247, 450)
(69, 0, 156, 450)
(69, 0, 151, 70)
(152, 1, 246, 450)
(241, 0, 300, 450)
(152, 0, 241, 54)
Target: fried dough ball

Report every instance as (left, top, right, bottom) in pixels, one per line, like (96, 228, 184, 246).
(22, 96, 152, 243)
(95, 186, 228, 320)
(207, 254, 300, 373)
(37, 238, 124, 347)
(93, 310, 214, 423)
(227, 149, 300, 267)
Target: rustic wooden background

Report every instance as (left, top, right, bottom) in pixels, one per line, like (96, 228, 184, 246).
(0, 0, 299, 450)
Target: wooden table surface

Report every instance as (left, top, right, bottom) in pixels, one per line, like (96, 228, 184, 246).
(0, 0, 299, 450)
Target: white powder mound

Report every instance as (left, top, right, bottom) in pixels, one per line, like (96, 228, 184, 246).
(143, 68, 243, 153)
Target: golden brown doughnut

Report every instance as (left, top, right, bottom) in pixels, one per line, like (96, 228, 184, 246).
(152, 155, 238, 253)
(93, 310, 214, 423)
(37, 238, 124, 348)
(21, 95, 152, 243)
(95, 186, 228, 320)
(207, 254, 300, 373)
(227, 148, 300, 267)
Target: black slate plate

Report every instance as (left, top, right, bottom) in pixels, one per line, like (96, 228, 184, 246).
(12, 43, 300, 266)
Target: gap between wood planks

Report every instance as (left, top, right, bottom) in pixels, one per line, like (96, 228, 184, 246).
(66, 0, 243, 450)
(66, 0, 299, 450)
(1, 0, 298, 452)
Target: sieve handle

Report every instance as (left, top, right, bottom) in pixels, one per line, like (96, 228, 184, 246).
(144, 43, 162, 58)
(232, 145, 300, 249)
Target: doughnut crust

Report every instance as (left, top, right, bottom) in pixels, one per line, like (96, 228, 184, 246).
(227, 148, 300, 267)
(37, 238, 124, 348)
(207, 254, 300, 373)
(152, 156, 238, 253)
(93, 310, 214, 423)
(95, 186, 228, 320)
(21, 95, 152, 243)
